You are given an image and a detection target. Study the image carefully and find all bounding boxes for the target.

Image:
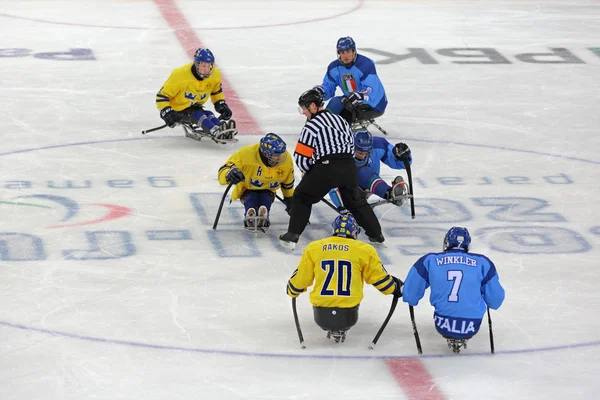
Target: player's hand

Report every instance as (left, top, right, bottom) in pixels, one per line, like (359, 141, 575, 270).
(392, 276, 404, 297)
(225, 167, 245, 184)
(160, 107, 180, 128)
(344, 91, 365, 111)
(337, 206, 349, 215)
(214, 100, 232, 121)
(282, 196, 293, 216)
(313, 85, 325, 97)
(393, 142, 411, 161)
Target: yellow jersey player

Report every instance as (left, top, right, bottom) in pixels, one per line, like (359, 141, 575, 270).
(156, 48, 236, 144)
(217, 133, 295, 232)
(286, 213, 403, 343)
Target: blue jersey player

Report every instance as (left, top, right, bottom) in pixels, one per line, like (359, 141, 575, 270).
(402, 227, 505, 353)
(313, 37, 387, 125)
(329, 130, 412, 210)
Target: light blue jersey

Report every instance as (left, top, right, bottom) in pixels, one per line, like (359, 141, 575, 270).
(320, 54, 388, 113)
(328, 137, 411, 208)
(402, 249, 505, 339)
(359, 136, 407, 175)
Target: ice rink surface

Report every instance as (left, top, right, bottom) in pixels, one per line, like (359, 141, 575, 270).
(1, 0, 599, 399)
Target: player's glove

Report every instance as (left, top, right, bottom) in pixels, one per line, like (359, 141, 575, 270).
(214, 100, 232, 121)
(282, 196, 293, 216)
(160, 106, 180, 128)
(225, 167, 245, 184)
(337, 206, 349, 215)
(393, 142, 411, 161)
(313, 85, 325, 97)
(392, 276, 404, 297)
(343, 91, 365, 111)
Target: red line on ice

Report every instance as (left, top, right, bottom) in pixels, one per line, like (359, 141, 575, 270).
(47, 204, 131, 229)
(154, 0, 262, 134)
(385, 358, 447, 400)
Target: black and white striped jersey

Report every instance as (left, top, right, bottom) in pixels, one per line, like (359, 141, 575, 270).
(293, 110, 354, 173)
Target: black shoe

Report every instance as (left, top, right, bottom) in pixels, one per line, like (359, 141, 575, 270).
(368, 234, 385, 243)
(279, 232, 300, 250)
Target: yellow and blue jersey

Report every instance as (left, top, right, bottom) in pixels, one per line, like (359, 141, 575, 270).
(156, 63, 225, 112)
(218, 143, 295, 201)
(287, 236, 398, 308)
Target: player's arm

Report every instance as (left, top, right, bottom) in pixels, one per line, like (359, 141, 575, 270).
(287, 249, 316, 298)
(317, 62, 339, 100)
(481, 257, 505, 310)
(279, 159, 295, 198)
(156, 87, 171, 111)
(156, 74, 180, 111)
(156, 80, 183, 127)
(209, 75, 225, 104)
(217, 151, 244, 185)
(375, 137, 411, 169)
(363, 248, 400, 295)
(293, 127, 316, 173)
(402, 254, 431, 306)
(356, 61, 385, 108)
(209, 69, 232, 120)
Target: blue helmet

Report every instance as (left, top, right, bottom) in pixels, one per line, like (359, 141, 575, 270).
(259, 133, 287, 167)
(332, 213, 361, 239)
(336, 36, 356, 52)
(337, 37, 357, 67)
(354, 130, 373, 152)
(194, 48, 215, 64)
(443, 227, 471, 252)
(354, 130, 373, 167)
(193, 48, 215, 78)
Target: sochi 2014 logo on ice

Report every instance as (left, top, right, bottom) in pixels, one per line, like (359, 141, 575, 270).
(1, 170, 599, 262)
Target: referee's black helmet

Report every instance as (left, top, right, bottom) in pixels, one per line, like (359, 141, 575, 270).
(298, 89, 324, 109)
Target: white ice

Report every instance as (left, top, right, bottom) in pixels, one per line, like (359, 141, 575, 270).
(0, 1, 599, 399)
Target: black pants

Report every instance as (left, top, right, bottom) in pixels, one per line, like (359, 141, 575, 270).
(313, 305, 359, 332)
(340, 105, 385, 125)
(177, 104, 204, 125)
(288, 156, 382, 238)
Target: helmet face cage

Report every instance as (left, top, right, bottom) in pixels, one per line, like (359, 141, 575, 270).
(443, 227, 471, 252)
(193, 48, 215, 79)
(260, 133, 287, 167)
(332, 214, 361, 239)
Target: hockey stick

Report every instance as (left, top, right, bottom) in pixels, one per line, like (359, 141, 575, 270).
(369, 194, 414, 209)
(212, 182, 233, 230)
(487, 307, 495, 354)
(409, 305, 423, 354)
(368, 119, 388, 136)
(369, 294, 399, 350)
(292, 298, 306, 349)
(320, 197, 341, 213)
(275, 194, 289, 210)
(352, 109, 388, 136)
(402, 158, 415, 219)
(142, 124, 167, 135)
(275, 194, 310, 225)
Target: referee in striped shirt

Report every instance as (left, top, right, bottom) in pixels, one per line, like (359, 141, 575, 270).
(279, 89, 384, 249)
